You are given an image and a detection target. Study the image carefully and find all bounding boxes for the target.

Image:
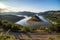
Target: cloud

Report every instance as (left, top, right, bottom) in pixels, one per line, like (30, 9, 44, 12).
(0, 2, 19, 12)
(0, 2, 8, 9)
(0, 2, 47, 12)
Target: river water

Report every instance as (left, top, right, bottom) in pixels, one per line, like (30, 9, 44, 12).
(16, 15, 51, 27)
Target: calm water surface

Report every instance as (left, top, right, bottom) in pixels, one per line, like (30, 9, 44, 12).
(16, 15, 51, 27)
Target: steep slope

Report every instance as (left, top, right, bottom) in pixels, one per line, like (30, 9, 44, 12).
(0, 15, 25, 23)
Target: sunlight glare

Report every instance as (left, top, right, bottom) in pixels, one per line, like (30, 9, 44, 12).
(0, 3, 7, 9)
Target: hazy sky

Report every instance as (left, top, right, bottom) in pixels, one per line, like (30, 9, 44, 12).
(0, 0, 60, 12)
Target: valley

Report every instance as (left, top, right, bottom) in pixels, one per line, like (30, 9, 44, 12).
(0, 11, 60, 40)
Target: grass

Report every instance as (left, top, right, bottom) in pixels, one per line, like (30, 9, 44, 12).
(0, 32, 60, 40)
(0, 15, 25, 23)
(0, 14, 60, 40)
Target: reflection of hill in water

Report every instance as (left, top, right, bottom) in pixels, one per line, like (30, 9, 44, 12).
(16, 15, 51, 27)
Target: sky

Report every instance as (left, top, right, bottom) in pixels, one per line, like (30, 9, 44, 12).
(0, 0, 60, 12)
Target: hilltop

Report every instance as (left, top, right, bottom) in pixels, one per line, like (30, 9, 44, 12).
(0, 9, 60, 16)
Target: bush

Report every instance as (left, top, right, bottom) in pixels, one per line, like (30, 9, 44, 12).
(0, 20, 33, 33)
(48, 36, 55, 40)
(48, 24, 60, 33)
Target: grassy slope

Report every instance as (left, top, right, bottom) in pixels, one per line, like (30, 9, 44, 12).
(0, 15, 25, 23)
(44, 12, 60, 24)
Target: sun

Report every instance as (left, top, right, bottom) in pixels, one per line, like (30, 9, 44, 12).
(0, 2, 7, 9)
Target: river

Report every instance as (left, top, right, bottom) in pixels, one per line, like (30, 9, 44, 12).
(16, 15, 51, 27)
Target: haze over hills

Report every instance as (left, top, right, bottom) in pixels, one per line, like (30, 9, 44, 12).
(38, 10, 60, 15)
(0, 8, 60, 16)
(0, 9, 36, 16)
(0, 8, 13, 12)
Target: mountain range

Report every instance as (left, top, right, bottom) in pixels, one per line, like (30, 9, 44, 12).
(0, 8, 60, 16)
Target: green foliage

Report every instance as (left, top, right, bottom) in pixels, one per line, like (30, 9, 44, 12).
(0, 28, 3, 32)
(48, 36, 55, 40)
(48, 24, 60, 33)
(39, 27, 46, 30)
(0, 20, 33, 33)
(45, 14, 60, 24)
(0, 16, 60, 33)
(0, 15, 25, 23)
(0, 30, 16, 40)
(44, 13, 60, 33)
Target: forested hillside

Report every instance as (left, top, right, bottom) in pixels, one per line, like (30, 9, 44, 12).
(0, 15, 25, 23)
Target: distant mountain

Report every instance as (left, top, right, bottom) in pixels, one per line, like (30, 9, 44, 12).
(38, 10, 60, 15)
(0, 11, 37, 16)
(0, 9, 12, 12)
(0, 9, 60, 16)
(17, 11, 37, 16)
